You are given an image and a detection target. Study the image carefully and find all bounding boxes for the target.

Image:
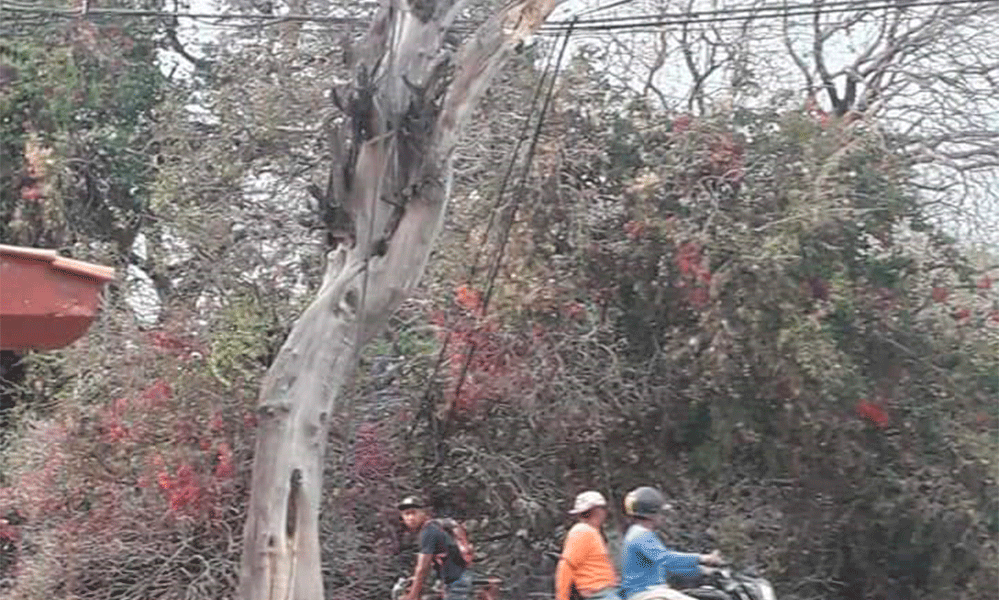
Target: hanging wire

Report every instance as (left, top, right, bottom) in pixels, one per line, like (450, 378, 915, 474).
(467, 37, 566, 282)
(537, 0, 993, 33)
(574, 0, 642, 18)
(449, 19, 577, 412)
(406, 21, 568, 448)
(1, 0, 992, 37)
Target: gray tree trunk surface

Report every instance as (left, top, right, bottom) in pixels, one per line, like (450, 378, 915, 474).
(238, 1, 563, 598)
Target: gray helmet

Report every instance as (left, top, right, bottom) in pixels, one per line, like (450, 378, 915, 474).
(623, 486, 670, 518)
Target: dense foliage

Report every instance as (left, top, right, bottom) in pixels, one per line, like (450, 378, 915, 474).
(383, 60, 998, 600)
(0, 2, 995, 600)
(1, 10, 163, 251)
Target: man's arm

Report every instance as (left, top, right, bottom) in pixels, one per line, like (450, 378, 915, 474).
(555, 554, 574, 600)
(636, 532, 701, 579)
(556, 526, 599, 600)
(659, 550, 702, 578)
(664, 548, 725, 576)
(404, 553, 434, 600)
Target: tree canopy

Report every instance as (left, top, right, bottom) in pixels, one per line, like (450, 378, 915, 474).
(0, 1, 996, 599)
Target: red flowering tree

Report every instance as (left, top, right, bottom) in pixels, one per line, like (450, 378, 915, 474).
(0, 300, 266, 598)
(404, 69, 997, 599)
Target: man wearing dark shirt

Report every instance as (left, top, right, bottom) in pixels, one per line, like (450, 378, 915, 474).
(399, 496, 471, 600)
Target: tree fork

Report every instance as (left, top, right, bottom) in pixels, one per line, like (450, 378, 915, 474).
(238, 0, 564, 598)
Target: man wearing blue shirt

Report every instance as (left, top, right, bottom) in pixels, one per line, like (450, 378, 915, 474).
(619, 487, 723, 600)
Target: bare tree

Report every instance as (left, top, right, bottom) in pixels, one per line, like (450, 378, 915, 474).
(237, 0, 564, 598)
(552, 0, 998, 238)
(782, 0, 999, 239)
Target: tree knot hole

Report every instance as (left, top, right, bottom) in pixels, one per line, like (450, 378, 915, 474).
(286, 468, 302, 538)
(344, 289, 358, 313)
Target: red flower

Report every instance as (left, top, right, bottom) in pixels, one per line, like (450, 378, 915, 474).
(675, 242, 701, 278)
(931, 287, 949, 303)
(20, 184, 42, 201)
(563, 302, 586, 320)
(856, 400, 889, 429)
(687, 286, 710, 309)
(209, 412, 225, 433)
(141, 379, 173, 404)
(455, 284, 481, 312)
(952, 308, 971, 321)
(623, 220, 647, 240)
(147, 331, 200, 357)
(672, 114, 693, 133)
(0, 519, 20, 543)
(103, 421, 130, 443)
(709, 133, 744, 181)
(243, 412, 257, 430)
(215, 443, 234, 478)
(977, 275, 992, 290)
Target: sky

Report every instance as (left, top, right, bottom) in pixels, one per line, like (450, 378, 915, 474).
(154, 0, 997, 243)
(130, 0, 996, 323)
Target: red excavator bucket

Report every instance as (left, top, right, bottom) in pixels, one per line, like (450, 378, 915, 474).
(0, 245, 115, 351)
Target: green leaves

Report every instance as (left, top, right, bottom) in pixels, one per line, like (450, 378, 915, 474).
(0, 23, 162, 246)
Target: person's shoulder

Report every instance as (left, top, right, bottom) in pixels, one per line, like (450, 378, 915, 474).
(567, 522, 602, 543)
(420, 520, 445, 537)
(634, 528, 665, 548)
(568, 522, 600, 535)
(419, 521, 448, 550)
(623, 525, 658, 546)
(623, 524, 642, 541)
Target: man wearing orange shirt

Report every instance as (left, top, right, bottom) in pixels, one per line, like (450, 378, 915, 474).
(556, 491, 621, 600)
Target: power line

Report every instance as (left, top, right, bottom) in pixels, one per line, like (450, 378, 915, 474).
(0, 0, 961, 24)
(0, 1, 361, 27)
(574, 0, 642, 18)
(568, 0, 894, 23)
(467, 42, 561, 283)
(449, 19, 576, 416)
(444, 24, 569, 422)
(0, 0, 992, 36)
(408, 19, 574, 449)
(538, 0, 994, 33)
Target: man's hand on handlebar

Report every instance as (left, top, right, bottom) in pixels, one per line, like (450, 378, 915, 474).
(697, 549, 725, 574)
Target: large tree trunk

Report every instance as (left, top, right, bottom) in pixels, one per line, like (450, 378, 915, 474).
(238, 1, 563, 598)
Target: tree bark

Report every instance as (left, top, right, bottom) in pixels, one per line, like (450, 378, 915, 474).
(238, 1, 563, 598)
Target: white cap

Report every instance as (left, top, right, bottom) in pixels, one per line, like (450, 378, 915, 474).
(568, 490, 608, 514)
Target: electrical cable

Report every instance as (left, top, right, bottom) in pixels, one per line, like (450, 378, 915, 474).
(467, 29, 565, 283)
(550, 0, 986, 25)
(406, 7, 569, 447)
(537, 0, 995, 34)
(0, 0, 992, 36)
(411, 20, 567, 444)
(449, 19, 576, 407)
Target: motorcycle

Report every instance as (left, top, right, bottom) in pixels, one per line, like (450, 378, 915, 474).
(674, 566, 777, 600)
(391, 558, 776, 600)
(391, 574, 502, 600)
